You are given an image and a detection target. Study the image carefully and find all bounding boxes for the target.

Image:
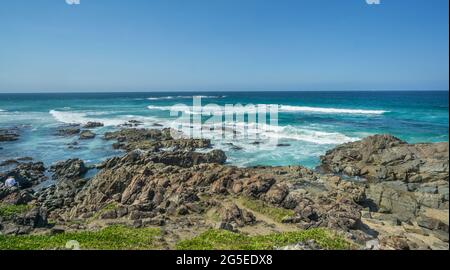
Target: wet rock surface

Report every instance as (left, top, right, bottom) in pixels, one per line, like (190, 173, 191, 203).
(0, 128, 20, 142)
(83, 122, 104, 129)
(79, 130, 96, 140)
(55, 125, 81, 137)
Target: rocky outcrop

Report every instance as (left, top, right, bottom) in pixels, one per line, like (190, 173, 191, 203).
(0, 185, 34, 205)
(83, 122, 104, 129)
(120, 120, 144, 128)
(320, 134, 448, 183)
(320, 135, 449, 248)
(0, 207, 48, 235)
(0, 129, 20, 142)
(79, 130, 96, 140)
(0, 161, 47, 188)
(221, 204, 256, 228)
(62, 147, 364, 238)
(50, 159, 88, 181)
(104, 128, 211, 152)
(1, 130, 447, 250)
(36, 177, 87, 215)
(320, 135, 449, 216)
(56, 125, 81, 136)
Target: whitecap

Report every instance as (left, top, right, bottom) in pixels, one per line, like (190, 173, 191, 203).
(166, 117, 359, 145)
(278, 105, 388, 115)
(49, 109, 166, 127)
(147, 95, 226, 101)
(147, 104, 388, 115)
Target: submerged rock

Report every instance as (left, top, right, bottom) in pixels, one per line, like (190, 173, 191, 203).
(83, 122, 104, 129)
(79, 130, 96, 140)
(0, 128, 20, 142)
(56, 125, 81, 136)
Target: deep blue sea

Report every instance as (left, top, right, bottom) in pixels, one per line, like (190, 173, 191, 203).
(0, 91, 448, 169)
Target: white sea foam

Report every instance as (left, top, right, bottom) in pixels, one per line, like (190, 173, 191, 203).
(147, 104, 388, 115)
(166, 117, 358, 145)
(49, 110, 162, 127)
(147, 95, 226, 101)
(279, 105, 388, 115)
(0, 109, 5, 112)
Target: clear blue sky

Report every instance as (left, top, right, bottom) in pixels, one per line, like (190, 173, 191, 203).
(0, 0, 448, 92)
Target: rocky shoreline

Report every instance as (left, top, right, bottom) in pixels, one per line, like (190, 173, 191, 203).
(0, 126, 448, 250)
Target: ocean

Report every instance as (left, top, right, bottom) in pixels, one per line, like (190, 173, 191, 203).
(0, 91, 448, 169)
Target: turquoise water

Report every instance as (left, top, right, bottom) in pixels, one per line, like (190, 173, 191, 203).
(0, 91, 448, 169)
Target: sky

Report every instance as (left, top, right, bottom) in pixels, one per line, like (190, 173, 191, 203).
(0, 0, 448, 92)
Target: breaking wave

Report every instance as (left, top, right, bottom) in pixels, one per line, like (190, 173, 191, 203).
(49, 110, 161, 127)
(147, 104, 388, 115)
(147, 95, 226, 100)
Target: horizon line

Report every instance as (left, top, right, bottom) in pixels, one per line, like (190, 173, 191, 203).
(0, 89, 449, 94)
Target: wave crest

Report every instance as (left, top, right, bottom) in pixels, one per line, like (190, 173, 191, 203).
(147, 95, 226, 101)
(148, 104, 388, 115)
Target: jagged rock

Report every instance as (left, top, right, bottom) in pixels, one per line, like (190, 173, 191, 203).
(83, 122, 104, 129)
(320, 134, 449, 184)
(120, 120, 144, 128)
(261, 184, 289, 205)
(36, 177, 87, 214)
(56, 125, 81, 136)
(217, 222, 234, 232)
(148, 150, 227, 167)
(221, 204, 256, 227)
(50, 159, 88, 181)
(379, 235, 410, 250)
(104, 128, 211, 152)
(0, 207, 48, 236)
(0, 162, 47, 188)
(0, 159, 20, 167)
(5, 131, 444, 250)
(0, 128, 20, 142)
(0, 187, 34, 205)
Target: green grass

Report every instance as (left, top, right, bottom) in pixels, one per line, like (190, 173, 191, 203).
(0, 204, 31, 219)
(0, 226, 161, 250)
(240, 197, 295, 223)
(176, 228, 351, 250)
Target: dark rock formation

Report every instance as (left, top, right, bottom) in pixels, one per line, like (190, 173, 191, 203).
(0, 207, 48, 235)
(0, 162, 47, 188)
(56, 125, 81, 136)
(79, 130, 96, 140)
(0, 128, 20, 142)
(50, 159, 88, 181)
(83, 122, 104, 129)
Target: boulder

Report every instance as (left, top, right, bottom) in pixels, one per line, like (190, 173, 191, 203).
(50, 159, 88, 181)
(56, 126, 81, 136)
(79, 130, 96, 140)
